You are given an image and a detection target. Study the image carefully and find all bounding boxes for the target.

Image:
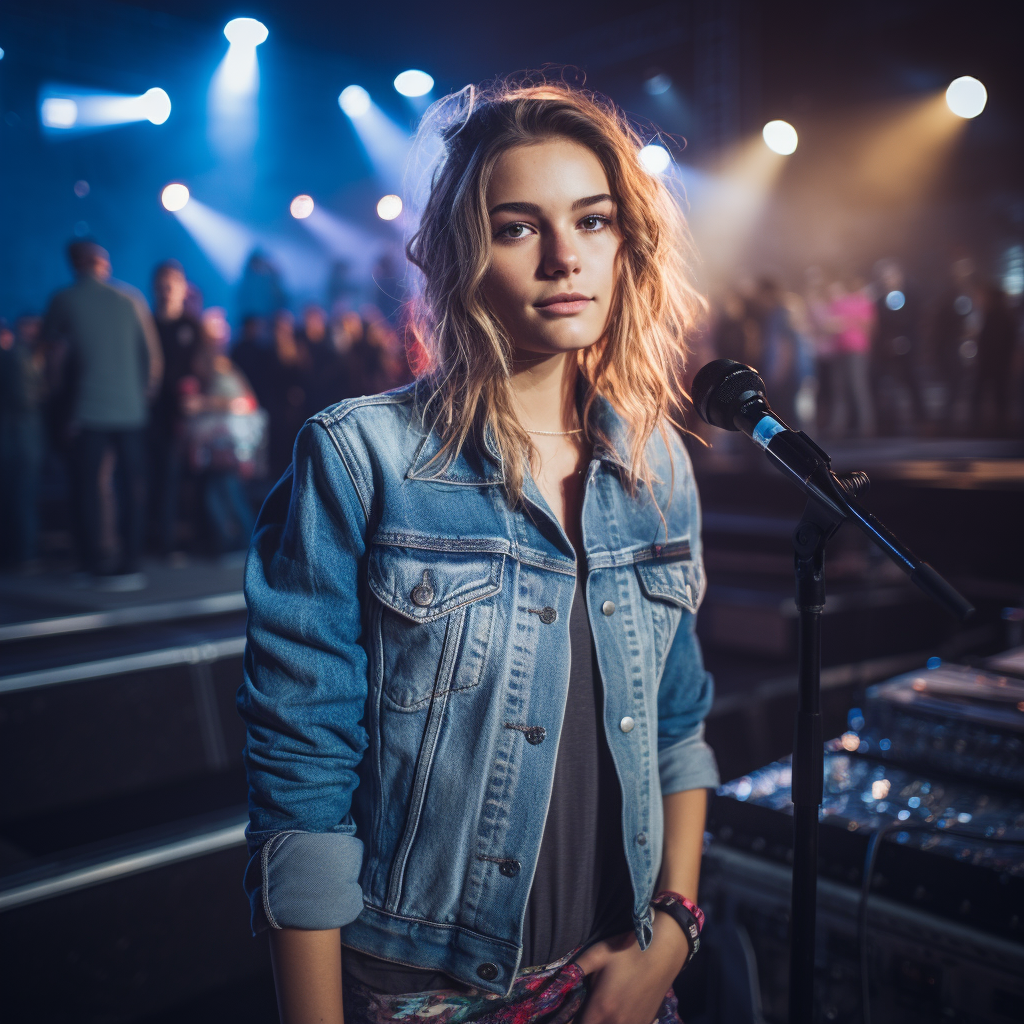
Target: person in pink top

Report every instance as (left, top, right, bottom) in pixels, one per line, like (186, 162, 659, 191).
(826, 276, 876, 437)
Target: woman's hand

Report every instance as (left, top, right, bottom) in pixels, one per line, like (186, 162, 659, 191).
(575, 912, 690, 1024)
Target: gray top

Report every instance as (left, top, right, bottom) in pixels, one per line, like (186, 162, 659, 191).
(344, 579, 632, 992)
(41, 275, 150, 428)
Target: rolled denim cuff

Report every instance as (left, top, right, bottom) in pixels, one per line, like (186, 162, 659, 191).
(251, 831, 365, 933)
(659, 723, 720, 794)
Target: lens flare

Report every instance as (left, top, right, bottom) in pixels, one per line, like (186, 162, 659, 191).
(339, 85, 371, 117)
(762, 120, 798, 155)
(376, 194, 403, 221)
(223, 18, 268, 47)
(639, 144, 671, 174)
(161, 182, 190, 212)
(394, 70, 434, 98)
(290, 194, 314, 219)
(945, 76, 987, 118)
(142, 87, 171, 125)
(41, 97, 78, 128)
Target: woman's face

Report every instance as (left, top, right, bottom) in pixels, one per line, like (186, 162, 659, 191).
(482, 137, 621, 358)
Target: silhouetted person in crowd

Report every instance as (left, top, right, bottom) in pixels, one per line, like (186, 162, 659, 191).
(712, 290, 751, 366)
(149, 260, 200, 557)
(266, 310, 310, 478)
(231, 315, 271, 412)
(973, 284, 1018, 436)
(298, 304, 341, 416)
(931, 257, 979, 432)
(237, 249, 288, 320)
(826, 276, 876, 437)
(873, 260, 922, 435)
(180, 323, 257, 557)
(753, 277, 801, 425)
(40, 241, 160, 588)
(0, 317, 45, 570)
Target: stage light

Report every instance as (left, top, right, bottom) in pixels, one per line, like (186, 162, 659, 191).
(290, 194, 314, 219)
(74, 180, 89, 197)
(945, 76, 986, 119)
(377, 194, 403, 220)
(161, 183, 190, 212)
(0, 47, 5, 60)
(142, 87, 171, 125)
(639, 144, 671, 174)
(224, 18, 268, 47)
(41, 97, 78, 128)
(762, 120, 798, 155)
(644, 73, 672, 96)
(394, 70, 434, 98)
(339, 86, 371, 118)
(885, 290, 906, 311)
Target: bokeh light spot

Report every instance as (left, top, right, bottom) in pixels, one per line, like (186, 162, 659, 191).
(639, 144, 671, 174)
(161, 182, 190, 212)
(376, 194, 403, 220)
(339, 85, 371, 117)
(946, 76, 987, 119)
(290, 194, 314, 219)
(763, 120, 798, 155)
(394, 70, 434, 97)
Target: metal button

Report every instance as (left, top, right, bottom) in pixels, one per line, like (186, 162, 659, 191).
(411, 571, 434, 607)
(498, 860, 521, 878)
(538, 607, 557, 624)
(523, 726, 546, 745)
(620, 716, 635, 733)
(477, 962, 499, 981)
(601, 600, 616, 616)
(636, 831, 648, 846)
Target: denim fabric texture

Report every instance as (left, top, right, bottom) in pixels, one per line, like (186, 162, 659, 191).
(238, 383, 719, 996)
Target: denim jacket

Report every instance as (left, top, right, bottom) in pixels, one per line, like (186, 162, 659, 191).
(238, 384, 719, 995)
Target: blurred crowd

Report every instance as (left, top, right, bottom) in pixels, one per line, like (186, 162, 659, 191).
(0, 241, 412, 585)
(708, 258, 1023, 440)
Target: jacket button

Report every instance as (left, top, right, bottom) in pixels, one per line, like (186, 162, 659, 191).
(524, 726, 546, 745)
(411, 572, 434, 607)
(636, 831, 648, 845)
(499, 860, 521, 877)
(477, 962, 499, 981)
(601, 600, 616, 615)
(538, 607, 557, 624)
(619, 716, 635, 733)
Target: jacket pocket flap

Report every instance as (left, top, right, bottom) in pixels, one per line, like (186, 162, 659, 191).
(634, 540, 705, 611)
(369, 545, 505, 623)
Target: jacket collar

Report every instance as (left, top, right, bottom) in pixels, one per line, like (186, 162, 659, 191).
(406, 390, 632, 486)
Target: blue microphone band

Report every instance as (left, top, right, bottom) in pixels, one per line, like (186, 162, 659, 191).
(752, 414, 786, 449)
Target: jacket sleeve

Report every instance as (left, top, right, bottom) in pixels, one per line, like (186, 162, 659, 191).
(655, 435, 719, 795)
(656, 611, 719, 795)
(238, 420, 371, 934)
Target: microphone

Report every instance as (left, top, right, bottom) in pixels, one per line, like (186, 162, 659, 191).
(690, 359, 974, 621)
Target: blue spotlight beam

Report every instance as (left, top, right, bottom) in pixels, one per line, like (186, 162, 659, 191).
(40, 85, 171, 133)
(339, 96, 412, 194)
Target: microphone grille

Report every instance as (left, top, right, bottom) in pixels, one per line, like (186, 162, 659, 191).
(691, 359, 766, 430)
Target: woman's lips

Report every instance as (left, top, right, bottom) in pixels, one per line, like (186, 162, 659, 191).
(534, 295, 593, 316)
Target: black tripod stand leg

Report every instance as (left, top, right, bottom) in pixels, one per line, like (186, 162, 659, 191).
(789, 519, 827, 1024)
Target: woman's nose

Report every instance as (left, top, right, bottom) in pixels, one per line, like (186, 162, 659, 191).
(540, 230, 580, 279)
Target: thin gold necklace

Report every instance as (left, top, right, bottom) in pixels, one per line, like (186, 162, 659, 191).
(525, 427, 584, 436)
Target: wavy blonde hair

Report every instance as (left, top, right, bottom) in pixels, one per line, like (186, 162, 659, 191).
(406, 78, 705, 502)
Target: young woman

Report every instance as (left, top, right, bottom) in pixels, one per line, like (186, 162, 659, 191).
(239, 81, 718, 1024)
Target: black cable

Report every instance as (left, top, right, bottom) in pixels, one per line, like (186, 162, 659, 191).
(858, 822, 1024, 1024)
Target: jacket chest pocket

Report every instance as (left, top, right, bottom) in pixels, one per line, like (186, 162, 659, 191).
(633, 538, 706, 612)
(368, 544, 505, 710)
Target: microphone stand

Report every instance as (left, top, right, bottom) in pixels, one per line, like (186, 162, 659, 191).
(691, 359, 974, 1024)
(758, 430, 974, 1024)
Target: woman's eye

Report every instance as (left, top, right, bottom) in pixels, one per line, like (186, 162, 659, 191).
(579, 215, 610, 232)
(498, 223, 533, 240)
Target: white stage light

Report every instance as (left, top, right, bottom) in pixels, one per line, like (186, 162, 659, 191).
(339, 86, 371, 117)
(763, 120, 798, 155)
(945, 76, 986, 118)
(224, 18, 268, 47)
(143, 88, 171, 125)
(41, 98, 78, 128)
(290, 194, 314, 219)
(161, 183, 190, 212)
(639, 144, 671, 174)
(394, 70, 434, 97)
(376, 194, 403, 221)
(644, 73, 672, 96)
